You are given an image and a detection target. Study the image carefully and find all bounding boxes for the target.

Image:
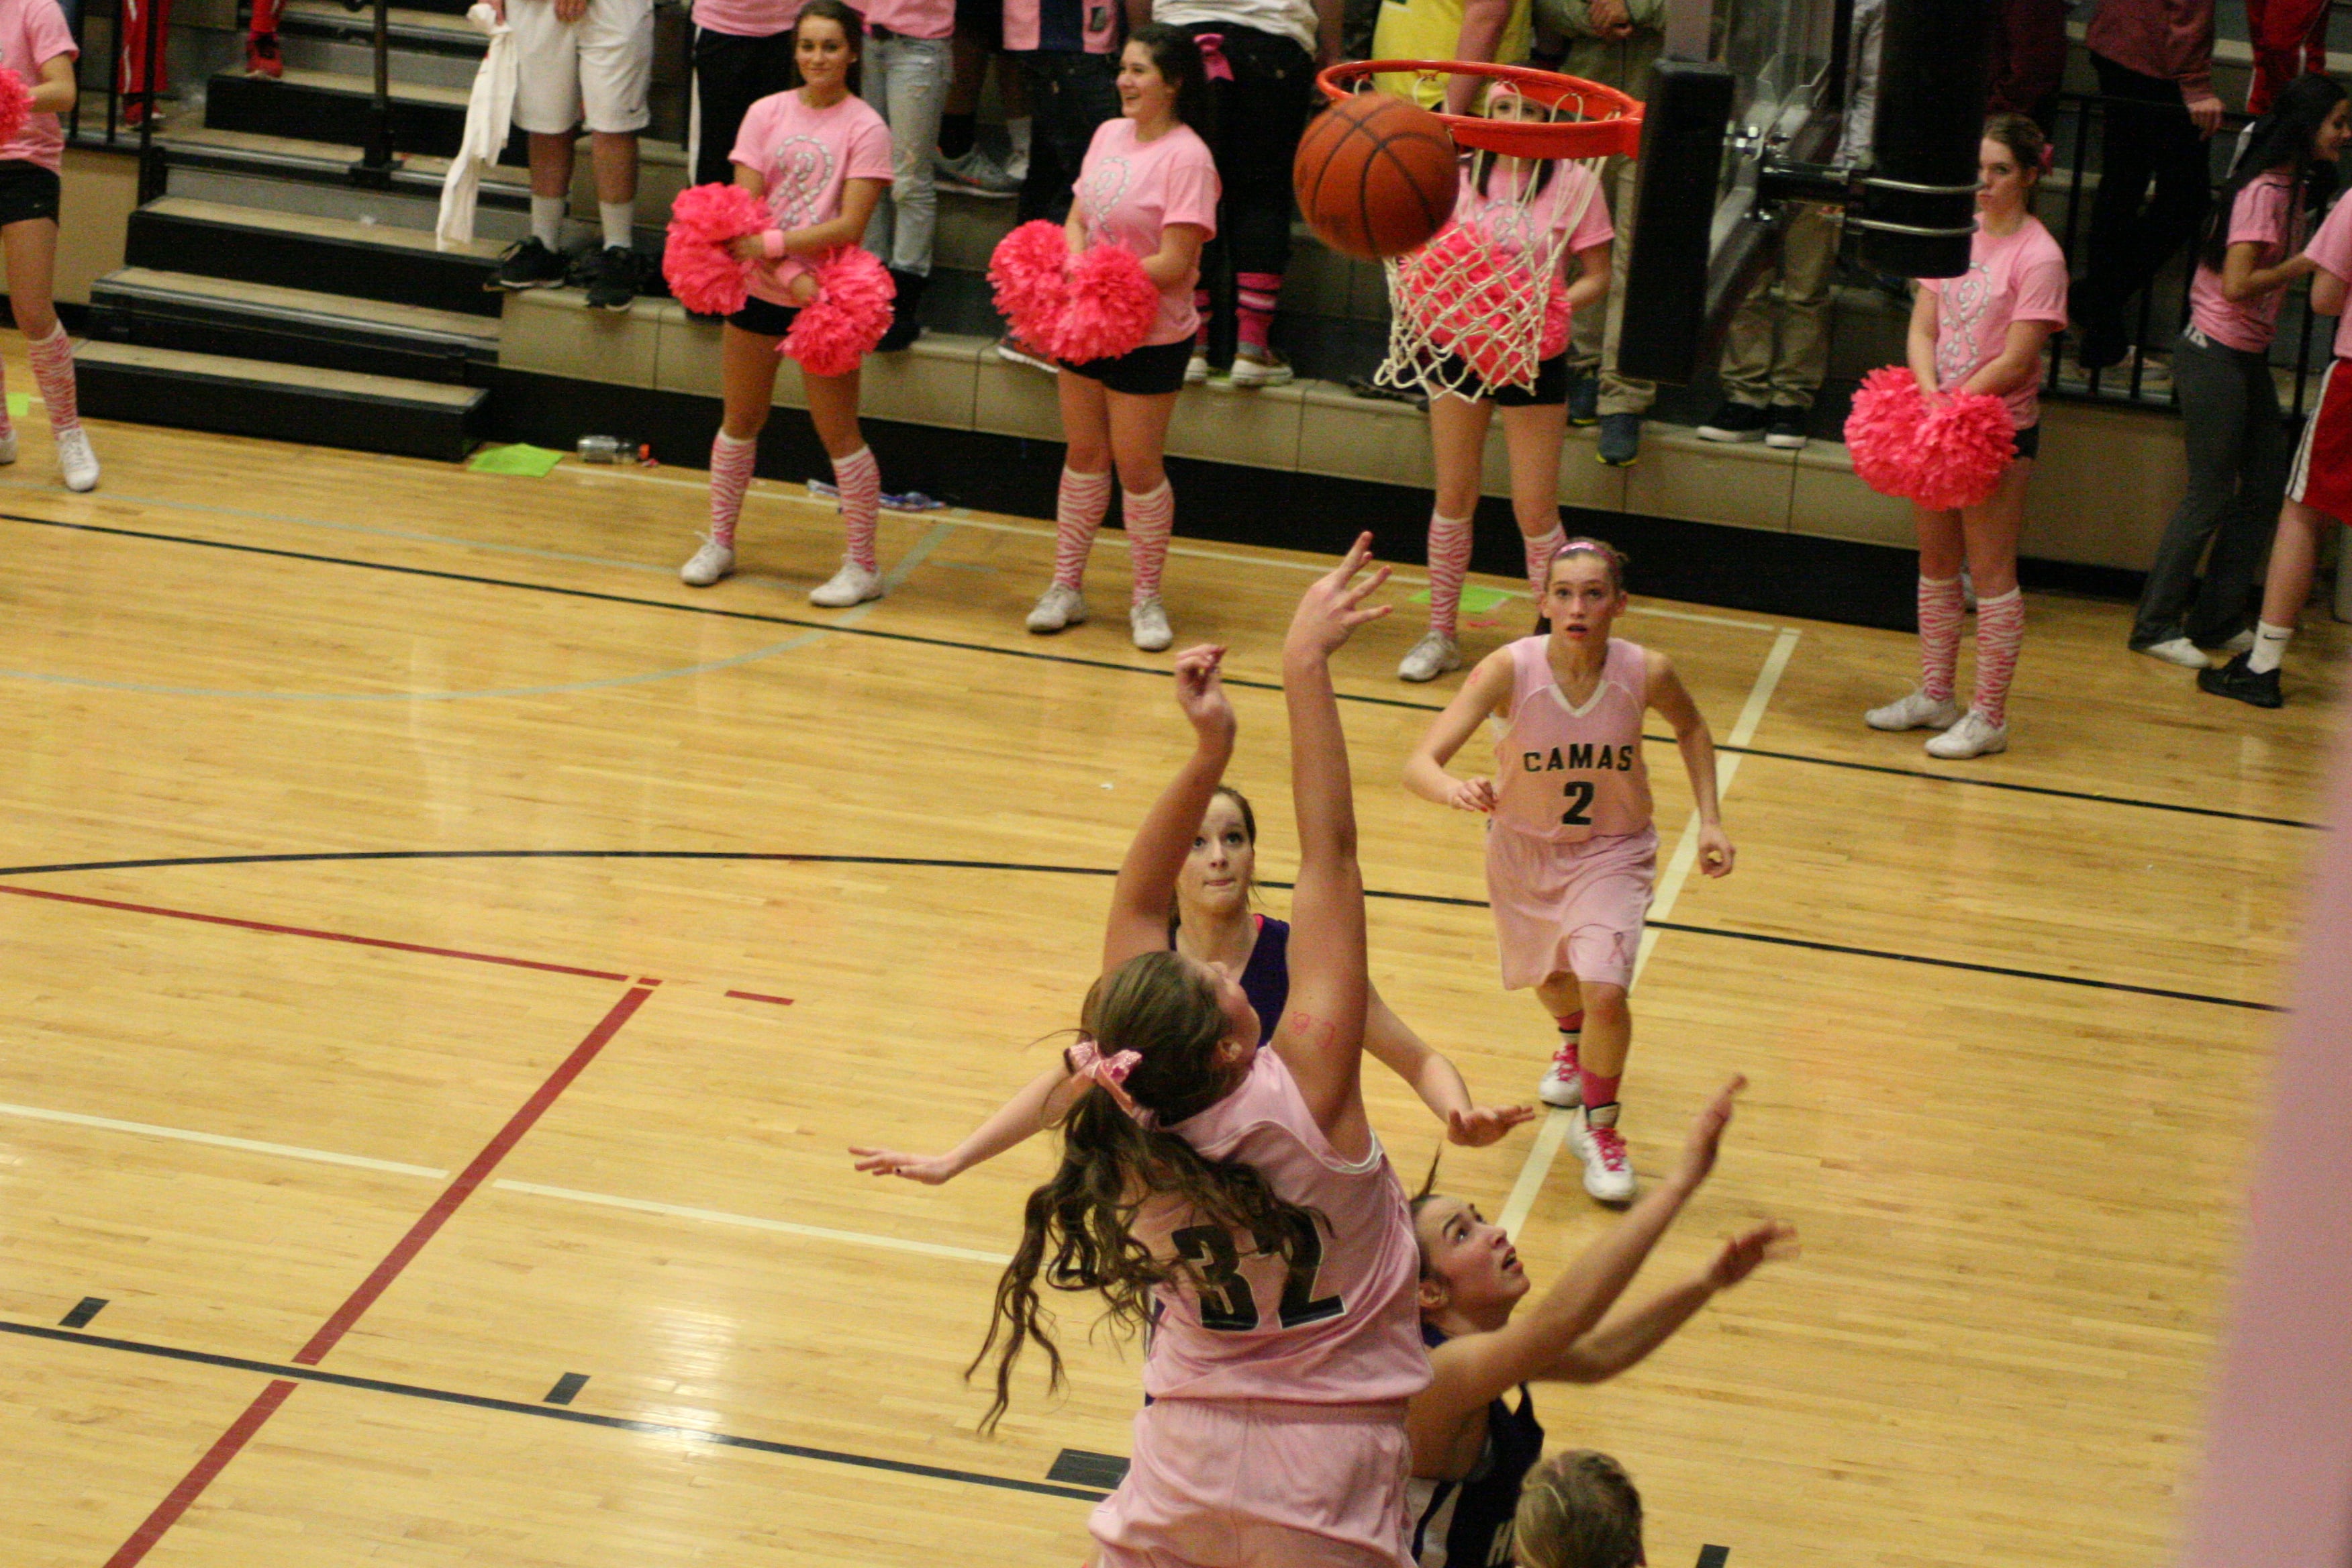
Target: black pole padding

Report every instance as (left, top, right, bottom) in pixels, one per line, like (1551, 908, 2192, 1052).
(1855, 0, 1993, 277)
(1616, 58, 1734, 387)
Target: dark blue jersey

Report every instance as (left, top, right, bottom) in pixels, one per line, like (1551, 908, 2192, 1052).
(1406, 1322, 1547, 1567)
(1169, 913, 1291, 1046)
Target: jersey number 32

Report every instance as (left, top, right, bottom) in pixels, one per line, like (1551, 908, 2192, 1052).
(1171, 1216, 1346, 1333)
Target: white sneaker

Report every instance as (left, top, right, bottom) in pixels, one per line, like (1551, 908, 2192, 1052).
(1185, 348, 1210, 385)
(810, 559, 884, 607)
(1536, 1035, 1581, 1108)
(1130, 596, 1173, 652)
(1397, 630, 1461, 683)
(680, 536, 734, 587)
(0, 426, 17, 465)
(1026, 583, 1088, 633)
(56, 426, 98, 492)
(1865, 688, 1963, 731)
(2135, 636, 2209, 669)
(1227, 346, 1294, 389)
(1570, 1110, 1635, 1203)
(2215, 630, 2257, 656)
(1924, 708, 2008, 759)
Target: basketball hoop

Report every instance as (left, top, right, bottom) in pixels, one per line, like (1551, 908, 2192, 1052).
(1320, 61, 1641, 398)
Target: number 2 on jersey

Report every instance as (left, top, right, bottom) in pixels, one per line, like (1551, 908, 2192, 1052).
(1171, 1215, 1346, 1332)
(1560, 779, 1595, 826)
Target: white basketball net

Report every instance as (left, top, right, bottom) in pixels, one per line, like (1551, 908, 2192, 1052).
(1373, 85, 1613, 399)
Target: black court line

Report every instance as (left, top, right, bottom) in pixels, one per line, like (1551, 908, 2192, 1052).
(3, 512, 2318, 832)
(60, 1297, 107, 1329)
(1697, 1548, 1730, 1568)
(0, 849, 2280, 1012)
(0, 1319, 1110, 1503)
(544, 1372, 589, 1406)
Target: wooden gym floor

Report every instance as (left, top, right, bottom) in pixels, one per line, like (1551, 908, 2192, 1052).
(0, 360, 2339, 1567)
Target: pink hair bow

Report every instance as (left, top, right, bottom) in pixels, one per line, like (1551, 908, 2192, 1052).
(1193, 32, 1234, 83)
(1069, 1039, 1149, 1121)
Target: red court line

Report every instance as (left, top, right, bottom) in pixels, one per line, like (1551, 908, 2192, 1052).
(105, 1379, 301, 1568)
(724, 989, 795, 1006)
(0, 883, 632, 982)
(101, 981, 657, 1563)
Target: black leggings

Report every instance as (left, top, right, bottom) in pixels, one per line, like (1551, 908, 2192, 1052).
(2131, 329, 2287, 646)
(693, 28, 799, 189)
(2077, 52, 2212, 336)
(1177, 21, 1314, 321)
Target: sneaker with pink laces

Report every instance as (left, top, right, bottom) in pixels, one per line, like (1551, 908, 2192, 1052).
(1570, 1110, 1635, 1202)
(1538, 1036, 1582, 1108)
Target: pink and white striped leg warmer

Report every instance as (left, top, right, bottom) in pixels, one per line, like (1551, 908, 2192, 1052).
(1426, 511, 1473, 638)
(708, 431, 756, 548)
(28, 326, 79, 433)
(1971, 587, 2024, 726)
(1053, 467, 1113, 590)
(1916, 574, 1965, 703)
(832, 446, 881, 574)
(0, 357, 13, 441)
(1522, 522, 1567, 603)
(1124, 481, 1174, 605)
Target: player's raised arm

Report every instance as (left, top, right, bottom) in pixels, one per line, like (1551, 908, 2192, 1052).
(1101, 645, 1236, 973)
(1271, 534, 1391, 1146)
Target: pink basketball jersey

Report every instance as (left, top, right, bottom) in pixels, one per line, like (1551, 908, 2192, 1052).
(1134, 1049, 1430, 1405)
(1491, 636, 1653, 844)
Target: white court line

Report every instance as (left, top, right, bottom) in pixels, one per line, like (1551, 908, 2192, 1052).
(1497, 624, 1802, 1236)
(493, 1180, 1014, 1265)
(0, 1100, 452, 1178)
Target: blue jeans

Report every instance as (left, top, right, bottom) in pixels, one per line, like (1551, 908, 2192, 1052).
(862, 31, 952, 276)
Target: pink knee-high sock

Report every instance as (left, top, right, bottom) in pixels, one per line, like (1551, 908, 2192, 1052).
(1971, 587, 2024, 726)
(832, 446, 881, 573)
(1522, 523, 1566, 603)
(1124, 480, 1174, 605)
(1426, 511, 1473, 637)
(1579, 1069, 1621, 1116)
(708, 431, 756, 548)
(28, 325, 79, 433)
(0, 357, 13, 440)
(1236, 271, 1282, 353)
(1917, 574, 1965, 703)
(1053, 467, 1113, 590)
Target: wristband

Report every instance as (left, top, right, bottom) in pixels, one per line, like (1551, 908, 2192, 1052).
(761, 228, 787, 260)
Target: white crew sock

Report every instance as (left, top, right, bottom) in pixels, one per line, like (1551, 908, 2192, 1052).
(1006, 115, 1032, 162)
(599, 201, 634, 250)
(2248, 620, 2295, 675)
(530, 195, 565, 250)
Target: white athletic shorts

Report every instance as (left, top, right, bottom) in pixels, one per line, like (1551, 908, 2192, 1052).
(509, 0, 653, 136)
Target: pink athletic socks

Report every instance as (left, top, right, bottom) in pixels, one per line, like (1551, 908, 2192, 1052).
(1053, 467, 1113, 590)
(832, 446, 881, 574)
(1917, 574, 1965, 702)
(1524, 524, 1567, 604)
(1426, 511, 1473, 637)
(707, 431, 756, 548)
(28, 325, 79, 433)
(1971, 587, 2024, 726)
(1124, 481, 1174, 605)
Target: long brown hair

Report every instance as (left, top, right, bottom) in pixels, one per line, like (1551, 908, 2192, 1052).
(969, 949, 1324, 1430)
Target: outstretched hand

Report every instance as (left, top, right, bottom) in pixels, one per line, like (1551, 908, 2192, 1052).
(1705, 1219, 1798, 1289)
(1285, 533, 1392, 660)
(848, 1146, 963, 1185)
(1446, 1102, 1539, 1146)
(1173, 644, 1236, 744)
(1669, 1074, 1746, 1195)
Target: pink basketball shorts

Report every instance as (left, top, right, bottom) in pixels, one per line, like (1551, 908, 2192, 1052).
(1484, 822, 1659, 991)
(1089, 1396, 1414, 1568)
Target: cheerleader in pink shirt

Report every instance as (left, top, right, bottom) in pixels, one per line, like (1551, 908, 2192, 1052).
(1022, 22, 1220, 653)
(0, 0, 96, 492)
(1404, 538, 1732, 1206)
(679, 0, 903, 606)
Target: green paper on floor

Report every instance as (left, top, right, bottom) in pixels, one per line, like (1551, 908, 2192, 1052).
(6, 393, 27, 418)
(468, 443, 567, 477)
(1406, 583, 1514, 612)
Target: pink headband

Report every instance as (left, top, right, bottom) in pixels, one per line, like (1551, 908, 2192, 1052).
(1069, 1040, 1150, 1122)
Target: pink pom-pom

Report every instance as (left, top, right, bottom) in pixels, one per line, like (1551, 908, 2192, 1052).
(1397, 226, 1555, 385)
(0, 69, 32, 148)
(1910, 389, 2015, 511)
(1538, 277, 1572, 361)
(664, 183, 771, 316)
(989, 220, 1071, 347)
(782, 247, 897, 377)
(1048, 244, 1160, 364)
(1843, 365, 1926, 499)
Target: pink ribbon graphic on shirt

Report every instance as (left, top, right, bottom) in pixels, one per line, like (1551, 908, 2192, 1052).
(1069, 1039, 1149, 1122)
(1193, 31, 1234, 82)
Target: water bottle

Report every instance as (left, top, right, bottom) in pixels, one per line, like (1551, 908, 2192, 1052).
(577, 435, 626, 464)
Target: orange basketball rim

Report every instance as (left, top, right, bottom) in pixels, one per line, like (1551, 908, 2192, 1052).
(1316, 60, 1645, 162)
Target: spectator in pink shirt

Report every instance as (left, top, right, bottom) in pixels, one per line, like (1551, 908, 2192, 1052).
(0, 0, 98, 491)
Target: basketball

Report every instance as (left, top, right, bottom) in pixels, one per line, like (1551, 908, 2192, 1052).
(1293, 91, 1461, 260)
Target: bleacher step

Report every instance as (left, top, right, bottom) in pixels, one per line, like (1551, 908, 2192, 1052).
(205, 66, 471, 158)
(127, 195, 506, 316)
(88, 266, 498, 382)
(279, 0, 492, 56)
(75, 342, 486, 462)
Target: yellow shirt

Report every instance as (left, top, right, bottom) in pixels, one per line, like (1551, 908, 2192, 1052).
(1370, 0, 1533, 109)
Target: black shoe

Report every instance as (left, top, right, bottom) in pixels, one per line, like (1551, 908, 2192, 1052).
(1567, 373, 1600, 426)
(876, 268, 927, 351)
(1696, 400, 1767, 443)
(2198, 652, 2284, 708)
(584, 246, 640, 311)
(489, 236, 569, 292)
(2075, 314, 2129, 372)
(1764, 403, 1810, 449)
(1596, 411, 1641, 467)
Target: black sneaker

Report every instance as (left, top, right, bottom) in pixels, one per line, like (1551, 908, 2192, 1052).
(489, 236, 569, 291)
(1567, 373, 1600, 427)
(1764, 403, 1810, 450)
(1596, 411, 1641, 467)
(584, 246, 640, 311)
(2198, 652, 2284, 708)
(1696, 400, 1767, 442)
